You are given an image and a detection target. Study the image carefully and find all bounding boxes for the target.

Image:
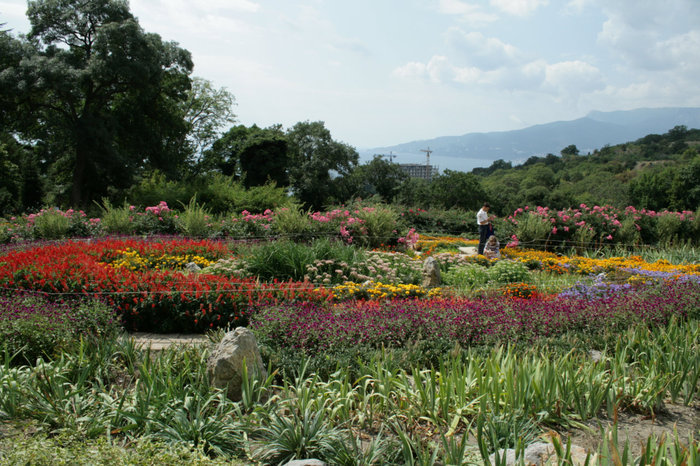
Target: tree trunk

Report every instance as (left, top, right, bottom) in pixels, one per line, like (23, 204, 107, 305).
(71, 131, 88, 208)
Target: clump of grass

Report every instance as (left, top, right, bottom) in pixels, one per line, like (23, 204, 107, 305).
(177, 196, 213, 238)
(96, 199, 135, 235)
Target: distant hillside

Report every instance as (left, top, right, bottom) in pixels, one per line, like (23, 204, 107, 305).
(363, 107, 700, 172)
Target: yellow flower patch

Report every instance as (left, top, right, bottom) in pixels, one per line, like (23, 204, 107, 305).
(105, 248, 215, 272)
(332, 281, 441, 301)
(502, 248, 699, 277)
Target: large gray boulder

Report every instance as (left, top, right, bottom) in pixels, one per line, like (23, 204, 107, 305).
(207, 327, 266, 401)
(422, 256, 441, 288)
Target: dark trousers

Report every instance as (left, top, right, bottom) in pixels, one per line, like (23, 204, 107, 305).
(478, 224, 490, 255)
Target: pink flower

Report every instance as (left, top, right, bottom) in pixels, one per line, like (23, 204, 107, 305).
(606, 234, 613, 240)
(552, 227, 558, 234)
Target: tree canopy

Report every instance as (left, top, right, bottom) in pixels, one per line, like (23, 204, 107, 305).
(2, 0, 194, 207)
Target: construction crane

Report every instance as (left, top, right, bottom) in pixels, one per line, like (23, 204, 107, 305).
(420, 147, 433, 180)
(383, 151, 397, 163)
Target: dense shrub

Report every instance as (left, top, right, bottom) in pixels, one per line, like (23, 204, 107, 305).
(0, 295, 120, 365)
(507, 205, 698, 250)
(399, 207, 478, 235)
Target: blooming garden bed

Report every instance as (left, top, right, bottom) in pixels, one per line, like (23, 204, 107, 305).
(1, 229, 700, 465)
(0, 238, 330, 332)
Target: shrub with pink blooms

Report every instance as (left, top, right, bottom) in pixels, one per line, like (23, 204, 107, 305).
(0, 201, 414, 248)
(1, 207, 102, 242)
(506, 204, 699, 250)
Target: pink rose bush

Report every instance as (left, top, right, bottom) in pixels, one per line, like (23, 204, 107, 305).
(505, 204, 698, 250)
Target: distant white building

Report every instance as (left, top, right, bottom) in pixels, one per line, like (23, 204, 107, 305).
(398, 163, 438, 180)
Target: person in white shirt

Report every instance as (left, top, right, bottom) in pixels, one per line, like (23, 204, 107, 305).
(476, 202, 494, 255)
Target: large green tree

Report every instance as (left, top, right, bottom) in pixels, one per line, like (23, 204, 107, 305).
(1, 0, 193, 207)
(202, 124, 289, 188)
(182, 77, 236, 167)
(430, 170, 486, 210)
(286, 121, 358, 209)
(342, 156, 408, 203)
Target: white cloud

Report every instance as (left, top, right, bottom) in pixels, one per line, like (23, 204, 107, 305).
(437, 0, 499, 24)
(544, 60, 604, 96)
(489, 0, 548, 16)
(446, 28, 520, 69)
(597, 1, 700, 71)
(393, 61, 429, 80)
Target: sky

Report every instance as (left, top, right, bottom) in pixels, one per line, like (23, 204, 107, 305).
(2, 0, 700, 151)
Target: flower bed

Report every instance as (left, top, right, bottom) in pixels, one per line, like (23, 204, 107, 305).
(0, 238, 330, 332)
(504, 248, 700, 277)
(252, 279, 700, 352)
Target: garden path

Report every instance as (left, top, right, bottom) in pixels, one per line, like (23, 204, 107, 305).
(130, 332, 208, 351)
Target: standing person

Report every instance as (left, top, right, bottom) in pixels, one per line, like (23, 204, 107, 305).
(477, 202, 494, 255)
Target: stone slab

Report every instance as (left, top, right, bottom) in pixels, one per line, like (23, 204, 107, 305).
(130, 332, 209, 351)
(458, 246, 478, 256)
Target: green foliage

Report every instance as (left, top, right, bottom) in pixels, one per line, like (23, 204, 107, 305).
(128, 172, 290, 216)
(476, 127, 700, 214)
(343, 156, 408, 203)
(271, 204, 312, 238)
(31, 209, 71, 239)
(176, 197, 212, 238)
(399, 206, 477, 236)
(128, 171, 194, 210)
(184, 77, 237, 160)
(443, 263, 490, 289)
(353, 203, 400, 248)
(199, 175, 290, 215)
(514, 212, 552, 247)
(97, 199, 136, 235)
(4, 0, 195, 207)
(286, 120, 358, 209)
(0, 297, 120, 366)
(241, 238, 361, 281)
(488, 260, 530, 283)
(0, 434, 237, 465)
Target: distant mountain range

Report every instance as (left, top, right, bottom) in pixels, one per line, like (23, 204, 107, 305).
(361, 107, 700, 172)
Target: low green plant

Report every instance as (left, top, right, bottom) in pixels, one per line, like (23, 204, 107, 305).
(177, 196, 213, 238)
(32, 209, 71, 239)
(443, 263, 490, 289)
(241, 239, 315, 281)
(0, 432, 237, 465)
(96, 199, 135, 235)
(487, 259, 530, 283)
(353, 203, 400, 248)
(272, 204, 311, 239)
(515, 212, 552, 248)
(147, 392, 245, 457)
(253, 408, 346, 464)
(0, 296, 120, 366)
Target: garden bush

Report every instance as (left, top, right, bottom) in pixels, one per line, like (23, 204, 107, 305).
(96, 200, 136, 235)
(507, 204, 699, 251)
(487, 259, 531, 284)
(0, 295, 120, 365)
(399, 206, 478, 236)
(443, 263, 490, 289)
(176, 197, 213, 238)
